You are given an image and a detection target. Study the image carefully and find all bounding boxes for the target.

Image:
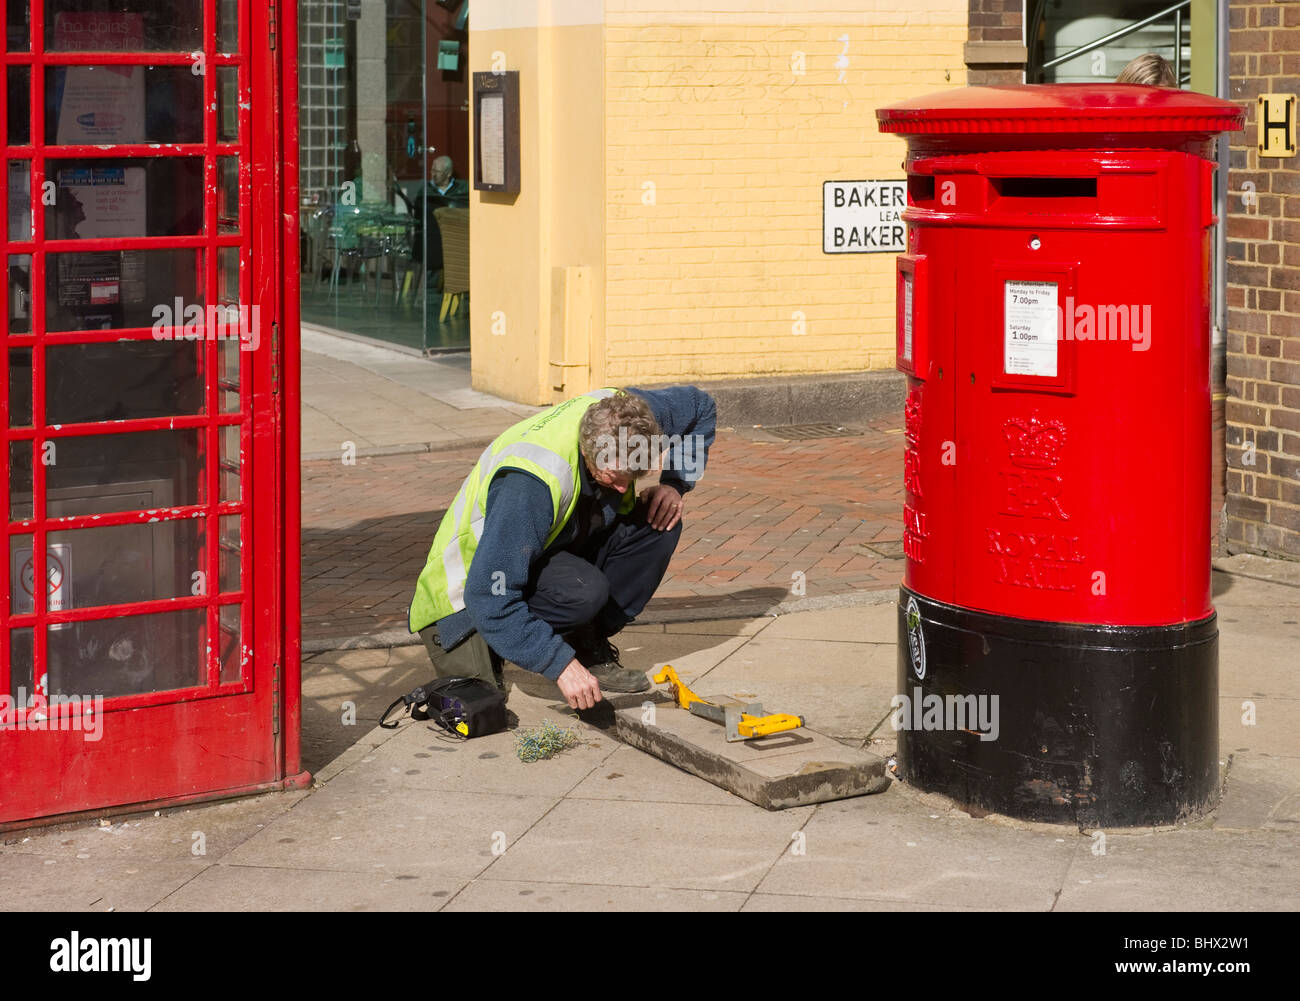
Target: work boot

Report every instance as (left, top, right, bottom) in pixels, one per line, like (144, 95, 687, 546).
(564, 625, 650, 693)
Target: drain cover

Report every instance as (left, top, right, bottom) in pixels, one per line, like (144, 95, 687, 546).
(763, 423, 862, 441)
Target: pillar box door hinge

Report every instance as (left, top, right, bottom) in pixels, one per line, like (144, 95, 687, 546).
(269, 2, 277, 50)
(272, 663, 281, 735)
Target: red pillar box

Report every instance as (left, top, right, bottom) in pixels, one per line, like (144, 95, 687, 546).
(1, 0, 306, 830)
(876, 86, 1243, 826)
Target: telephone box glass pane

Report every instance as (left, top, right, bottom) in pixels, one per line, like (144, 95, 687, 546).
(45, 429, 203, 518)
(8, 628, 35, 699)
(219, 514, 239, 592)
(44, 2, 203, 53)
(218, 604, 241, 683)
(6, 66, 30, 144)
(9, 442, 32, 520)
(219, 337, 240, 413)
(7, 3, 30, 51)
(8, 346, 32, 427)
(45, 248, 200, 332)
(217, 156, 239, 234)
(218, 246, 239, 303)
(8, 255, 32, 333)
(46, 608, 206, 697)
(40, 520, 204, 611)
(217, 0, 239, 53)
(47, 159, 206, 238)
(220, 425, 240, 502)
(217, 67, 239, 141)
(44, 66, 203, 145)
(45, 342, 204, 424)
(9, 160, 31, 241)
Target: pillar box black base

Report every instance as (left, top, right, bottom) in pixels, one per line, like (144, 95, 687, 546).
(894, 587, 1219, 828)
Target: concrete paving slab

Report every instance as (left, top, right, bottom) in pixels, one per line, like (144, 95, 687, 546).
(302, 646, 431, 776)
(0, 790, 309, 863)
(760, 603, 897, 644)
(444, 877, 748, 912)
(1219, 618, 1300, 699)
(1214, 754, 1300, 831)
(615, 703, 889, 810)
(631, 635, 755, 682)
(1212, 576, 1300, 609)
(1214, 556, 1300, 589)
(152, 862, 463, 912)
(1219, 697, 1300, 757)
(0, 854, 208, 912)
(365, 425, 458, 448)
(301, 407, 368, 454)
(1054, 831, 1300, 911)
(694, 635, 895, 688)
(620, 617, 774, 638)
(304, 647, 394, 671)
(607, 632, 756, 678)
(484, 797, 813, 893)
(566, 744, 751, 807)
(312, 722, 404, 785)
(741, 892, 991, 912)
(756, 793, 1073, 910)
(221, 769, 559, 880)
(358, 711, 619, 799)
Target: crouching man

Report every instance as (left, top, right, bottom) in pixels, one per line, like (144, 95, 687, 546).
(408, 387, 716, 709)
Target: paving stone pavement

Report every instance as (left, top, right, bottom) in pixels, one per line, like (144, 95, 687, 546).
(299, 331, 906, 647)
(5, 595, 1297, 913)
(302, 424, 907, 646)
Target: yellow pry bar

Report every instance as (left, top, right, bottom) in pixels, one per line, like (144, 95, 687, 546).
(652, 665, 705, 711)
(652, 665, 805, 739)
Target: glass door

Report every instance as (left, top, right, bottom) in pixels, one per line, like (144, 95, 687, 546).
(296, 0, 468, 353)
(1, 0, 281, 824)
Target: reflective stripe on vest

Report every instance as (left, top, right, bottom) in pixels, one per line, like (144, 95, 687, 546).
(410, 388, 619, 631)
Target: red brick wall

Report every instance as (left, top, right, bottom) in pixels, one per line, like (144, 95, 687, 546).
(1225, 0, 1300, 560)
(966, 0, 1025, 85)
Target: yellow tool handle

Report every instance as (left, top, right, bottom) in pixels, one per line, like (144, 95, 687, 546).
(652, 665, 705, 711)
(736, 713, 805, 739)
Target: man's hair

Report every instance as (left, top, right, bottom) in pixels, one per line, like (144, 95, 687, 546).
(578, 391, 662, 477)
(1116, 53, 1176, 87)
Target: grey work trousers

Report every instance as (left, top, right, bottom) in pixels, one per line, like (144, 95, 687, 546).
(417, 623, 506, 692)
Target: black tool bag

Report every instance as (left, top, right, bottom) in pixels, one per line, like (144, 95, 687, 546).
(379, 676, 507, 739)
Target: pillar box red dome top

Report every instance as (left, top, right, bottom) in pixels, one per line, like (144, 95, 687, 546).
(877, 84, 1244, 156)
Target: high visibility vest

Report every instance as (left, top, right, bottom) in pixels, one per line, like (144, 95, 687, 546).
(408, 387, 633, 633)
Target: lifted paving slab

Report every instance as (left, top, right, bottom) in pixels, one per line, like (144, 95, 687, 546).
(614, 701, 890, 811)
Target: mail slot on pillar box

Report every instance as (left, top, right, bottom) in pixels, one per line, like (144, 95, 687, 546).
(876, 85, 1244, 827)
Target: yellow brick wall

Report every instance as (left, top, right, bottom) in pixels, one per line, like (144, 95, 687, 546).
(603, 1, 968, 384)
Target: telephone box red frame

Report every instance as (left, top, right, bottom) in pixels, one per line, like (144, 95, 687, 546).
(0, 0, 305, 830)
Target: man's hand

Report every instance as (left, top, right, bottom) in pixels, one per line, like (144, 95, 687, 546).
(640, 483, 684, 531)
(556, 658, 603, 710)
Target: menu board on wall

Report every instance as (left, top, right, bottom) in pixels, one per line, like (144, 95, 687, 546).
(473, 72, 520, 194)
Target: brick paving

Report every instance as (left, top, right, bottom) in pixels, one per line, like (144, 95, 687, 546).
(301, 417, 906, 645)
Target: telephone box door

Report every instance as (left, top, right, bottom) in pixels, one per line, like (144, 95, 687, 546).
(2, 0, 295, 825)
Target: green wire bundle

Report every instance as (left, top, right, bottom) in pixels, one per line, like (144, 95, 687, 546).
(515, 720, 580, 763)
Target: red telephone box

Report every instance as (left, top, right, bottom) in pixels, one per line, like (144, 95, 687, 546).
(877, 86, 1244, 827)
(1, 0, 305, 829)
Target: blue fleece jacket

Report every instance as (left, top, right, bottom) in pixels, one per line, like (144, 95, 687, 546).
(430, 386, 716, 678)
